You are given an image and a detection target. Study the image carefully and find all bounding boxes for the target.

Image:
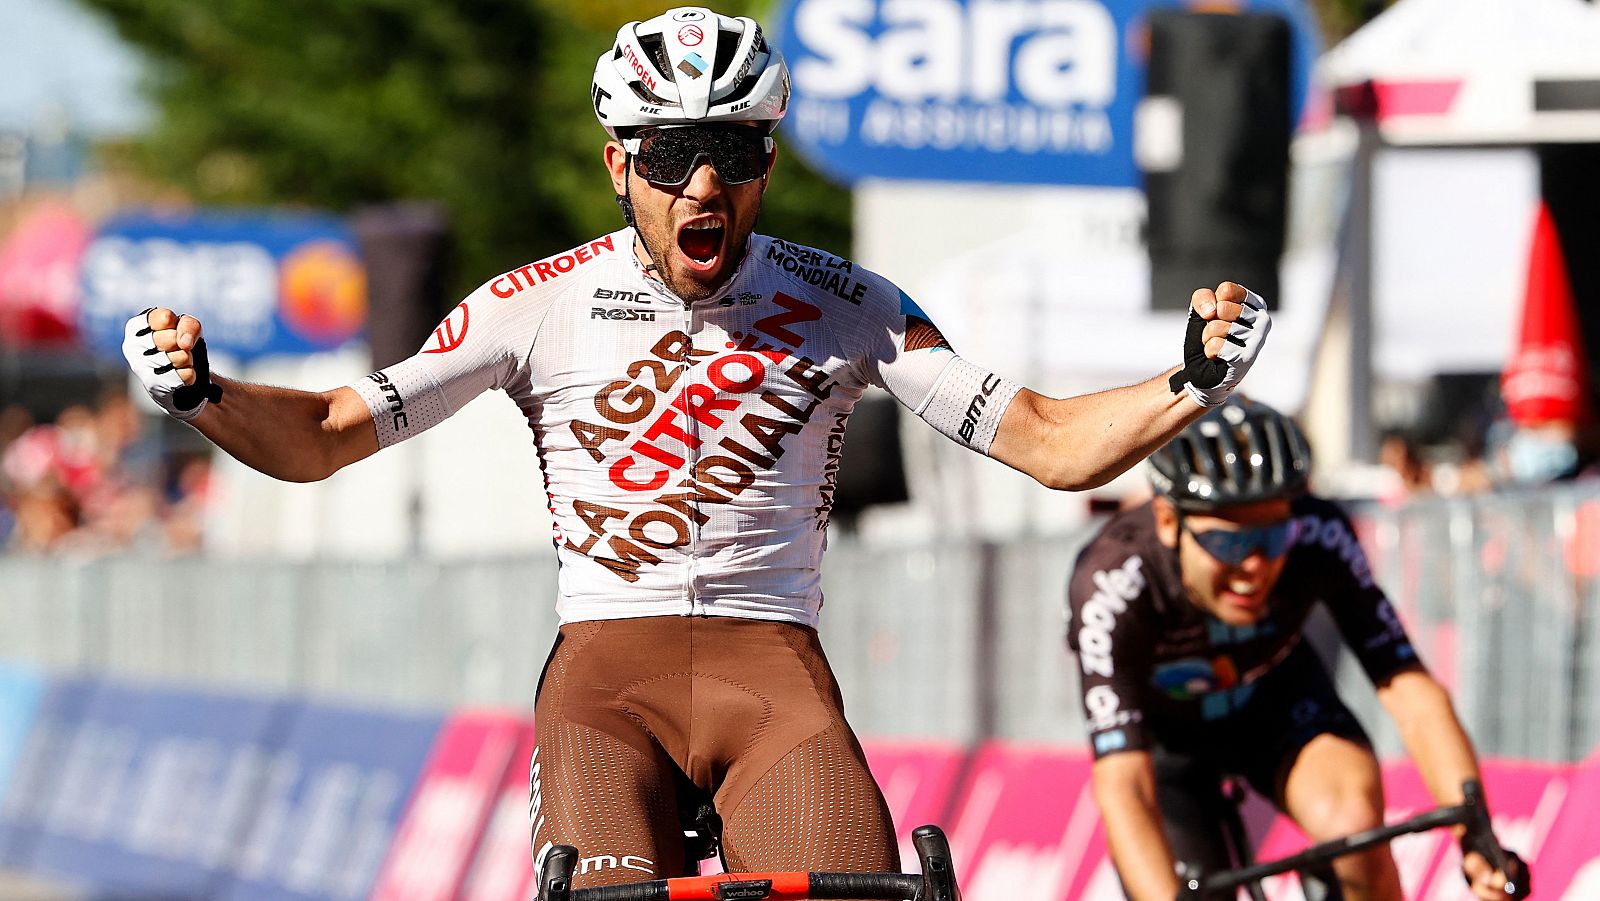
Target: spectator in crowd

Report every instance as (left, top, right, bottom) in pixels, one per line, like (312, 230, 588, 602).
(0, 391, 209, 555)
(1377, 429, 1432, 504)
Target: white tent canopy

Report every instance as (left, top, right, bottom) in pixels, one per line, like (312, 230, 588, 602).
(1320, 0, 1600, 144)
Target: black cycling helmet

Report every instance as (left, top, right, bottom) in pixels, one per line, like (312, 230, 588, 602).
(1148, 397, 1312, 512)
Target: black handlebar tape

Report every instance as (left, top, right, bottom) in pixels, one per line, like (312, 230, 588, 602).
(808, 873, 923, 899)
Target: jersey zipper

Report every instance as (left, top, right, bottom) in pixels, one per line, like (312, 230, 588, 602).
(683, 300, 702, 616)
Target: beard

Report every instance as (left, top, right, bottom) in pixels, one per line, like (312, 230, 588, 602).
(631, 178, 763, 303)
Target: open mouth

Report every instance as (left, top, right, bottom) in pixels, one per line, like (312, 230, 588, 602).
(1220, 580, 1267, 613)
(676, 218, 725, 271)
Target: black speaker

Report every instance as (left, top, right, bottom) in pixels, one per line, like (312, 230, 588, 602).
(1538, 143, 1600, 408)
(352, 202, 454, 369)
(1143, 12, 1290, 311)
(831, 393, 909, 529)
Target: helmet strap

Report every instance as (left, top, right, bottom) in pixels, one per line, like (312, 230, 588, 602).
(619, 160, 661, 274)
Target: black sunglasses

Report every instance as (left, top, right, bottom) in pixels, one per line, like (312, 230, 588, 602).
(623, 124, 773, 187)
(1183, 519, 1298, 566)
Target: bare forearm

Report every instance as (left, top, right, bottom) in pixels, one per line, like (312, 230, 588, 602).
(1380, 670, 1482, 805)
(189, 378, 377, 482)
(990, 368, 1206, 491)
(1094, 759, 1182, 901)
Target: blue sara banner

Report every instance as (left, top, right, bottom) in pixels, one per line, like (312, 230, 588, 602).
(0, 677, 98, 868)
(217, 702, 443, 901)
(26, 682, 296, 900)
(0, 664, 46, 812)
(773, 0, 1321, 187)
(78, 210, 368, 361)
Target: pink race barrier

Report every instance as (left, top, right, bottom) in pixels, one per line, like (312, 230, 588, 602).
(369, 711, 530, 901)
(863, 740, 968, 868)
(1532, 750, 1600, 901)
(941, 743, 1114, 901)
(455, 723, 540, 901)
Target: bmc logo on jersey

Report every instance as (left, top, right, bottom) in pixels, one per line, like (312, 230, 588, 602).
(594, 287, 651, 303)
(591, 307, 657, 321)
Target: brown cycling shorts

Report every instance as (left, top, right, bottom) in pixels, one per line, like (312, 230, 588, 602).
(529, 615, 899, 887)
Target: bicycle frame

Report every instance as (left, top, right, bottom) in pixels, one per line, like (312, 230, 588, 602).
(1176, 779, 1526, 900)
(537, 824, 961, 901)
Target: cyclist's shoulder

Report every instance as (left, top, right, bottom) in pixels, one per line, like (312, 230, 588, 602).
(1284, 494, 1380, 589)
(1069, 501, 1163, 610)
(469, 229, 635, 308)
(750, 233, 904, 313)
(1287, 494, 1364, 554)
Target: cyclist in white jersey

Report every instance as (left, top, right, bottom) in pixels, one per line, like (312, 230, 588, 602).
(121, 5, 1273, 888)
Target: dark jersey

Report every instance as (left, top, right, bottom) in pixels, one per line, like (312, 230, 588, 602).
(1065, 496, 1420, 759)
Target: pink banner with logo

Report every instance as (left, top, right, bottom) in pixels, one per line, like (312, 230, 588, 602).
(1530, 751, 1600, 901)
(863, 740, 967, 868)
(940, 743, 1119, 901)
(369, 711, 529, 901)
(455, 722, 539, 901)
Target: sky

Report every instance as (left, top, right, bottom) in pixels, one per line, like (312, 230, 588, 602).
(0, 0, 148, 136)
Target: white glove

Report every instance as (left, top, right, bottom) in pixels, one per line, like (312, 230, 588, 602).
(122, 309, 223, 421)
(1168, 287, 1271, 407)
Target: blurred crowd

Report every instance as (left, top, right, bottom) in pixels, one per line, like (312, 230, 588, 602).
(0, 391, 211, 555)
(1375, 417, 1599, 505)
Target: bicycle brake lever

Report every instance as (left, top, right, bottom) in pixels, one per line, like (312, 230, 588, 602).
(912, 825, 961, 901)
(538, 843, 580, 901)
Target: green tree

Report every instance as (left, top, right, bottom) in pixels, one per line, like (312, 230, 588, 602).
(82, 0, 852, 295)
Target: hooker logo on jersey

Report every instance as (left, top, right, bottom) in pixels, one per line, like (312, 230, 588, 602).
(1078, 555, 1145, 677)
(423, 302, 469, 354)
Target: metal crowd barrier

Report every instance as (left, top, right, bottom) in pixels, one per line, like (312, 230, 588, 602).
(2, 483, 1597, 761)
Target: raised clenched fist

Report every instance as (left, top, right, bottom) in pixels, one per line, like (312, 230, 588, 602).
(1169, 282, 1271, 407)
(122, 307, 223, 420)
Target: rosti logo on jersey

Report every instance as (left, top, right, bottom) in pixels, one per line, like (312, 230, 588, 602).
(591, 307, 657, 322)
(423, 302, 469, 354)
(490, 235, 616, 299)
(1078, 555, 1144, 677)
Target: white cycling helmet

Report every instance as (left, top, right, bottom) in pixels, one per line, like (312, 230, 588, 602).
(591, 6, 790, 138)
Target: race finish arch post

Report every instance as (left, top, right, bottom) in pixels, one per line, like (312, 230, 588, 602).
(772, 0, 1322, 535)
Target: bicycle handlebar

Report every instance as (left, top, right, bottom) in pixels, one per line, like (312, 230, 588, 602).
(1178, 779, 1527, 900)
(538, 825, 961, 901)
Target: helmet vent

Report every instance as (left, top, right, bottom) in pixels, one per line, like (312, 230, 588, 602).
(713, 29, 741, 78)
(639, 34, 673, 76)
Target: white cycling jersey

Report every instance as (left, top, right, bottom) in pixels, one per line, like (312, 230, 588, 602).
(349, 228, 1021, 626)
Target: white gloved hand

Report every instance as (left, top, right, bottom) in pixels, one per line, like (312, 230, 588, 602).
(122, 309, 223, 421)
(1168, 285, 1271, 407)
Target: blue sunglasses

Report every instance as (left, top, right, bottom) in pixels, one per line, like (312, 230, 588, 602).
(1184, 520, 1297, 565)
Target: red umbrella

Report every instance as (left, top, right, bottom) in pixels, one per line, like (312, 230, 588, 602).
(0, 200, 90, 345)
(1501, 201, 1592, 426)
